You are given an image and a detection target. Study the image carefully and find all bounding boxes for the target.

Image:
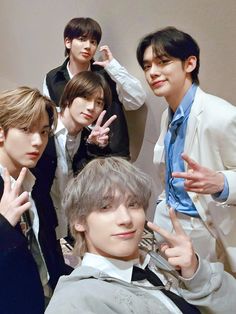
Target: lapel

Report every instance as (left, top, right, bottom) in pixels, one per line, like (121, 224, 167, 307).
(184, 87, 204, 158)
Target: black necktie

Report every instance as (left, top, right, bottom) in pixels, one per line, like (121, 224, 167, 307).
(132, 266, 200, 314)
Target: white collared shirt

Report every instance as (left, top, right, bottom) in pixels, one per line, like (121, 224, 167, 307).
(50, 118, 81, 239)
(82, 253, 182, 313)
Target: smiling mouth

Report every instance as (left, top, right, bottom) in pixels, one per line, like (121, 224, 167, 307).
(152, 80, 166, 88)
(113, 231, 136, 238)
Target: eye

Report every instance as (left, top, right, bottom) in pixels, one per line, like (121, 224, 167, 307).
(143, 64, 151, 72)
(128, 199, 140, 209)
(20, 127, 30, 133)
(90, 39, 97, 46)
(41, 129, 50, 137)
(96, 100, 104, 108)
(78, 36, 86, 42)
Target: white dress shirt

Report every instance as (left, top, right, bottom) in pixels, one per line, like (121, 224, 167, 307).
(50, 118, 81, 239)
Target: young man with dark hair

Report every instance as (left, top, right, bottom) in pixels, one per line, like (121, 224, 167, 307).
(0, 87, 70, 314)
(36, 71, 116, 240)
(44, 17, 146, 158)
(136, 27, 236, 274)
(45, 157, 236, 314)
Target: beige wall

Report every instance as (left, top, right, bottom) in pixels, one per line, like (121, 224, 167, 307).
(1, 0, 236, 218)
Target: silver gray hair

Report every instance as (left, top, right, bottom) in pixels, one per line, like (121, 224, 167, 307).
(63, 157, 152, 257)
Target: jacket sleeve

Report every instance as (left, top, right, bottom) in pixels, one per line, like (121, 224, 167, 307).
(179, 258, 236, 314)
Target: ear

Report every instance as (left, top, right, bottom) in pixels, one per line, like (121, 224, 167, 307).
(74, 220, 86, 232)
(0, 127, 5, 143)
(64, 37, 72, 50)
(184, 56, 197, 74)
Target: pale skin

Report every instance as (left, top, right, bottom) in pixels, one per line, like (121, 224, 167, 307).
(172, 153, 225, 194)
(0, 167, 31, 226)
(147, 208, 198, 279)
(87, 110, 117, 147)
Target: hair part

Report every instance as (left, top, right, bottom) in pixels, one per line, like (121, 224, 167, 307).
(0, 86, 57, 134)
(63, 157, 152, 257)
(64, 17, 102, 56)
(137, 26, 200, 85)
(59, 71, 112, 113)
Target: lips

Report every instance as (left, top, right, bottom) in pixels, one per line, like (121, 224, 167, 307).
(113, 230, 136, 239)
(82, 112, 93, 119)
(151, 80, 166, 88)
(81, 52, 91, 58)
(26, 152, 40, 159)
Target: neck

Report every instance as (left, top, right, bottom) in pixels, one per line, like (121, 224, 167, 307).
(166, 78, 193, 112)
(68, 56, 90, 76)
(60, 110, 83, 136)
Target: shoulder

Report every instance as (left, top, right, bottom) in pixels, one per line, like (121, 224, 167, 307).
(46, 59, 69, 80)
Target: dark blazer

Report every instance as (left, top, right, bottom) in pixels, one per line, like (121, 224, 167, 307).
(46, 59, 130, 158)
(0, 174, 72, 314)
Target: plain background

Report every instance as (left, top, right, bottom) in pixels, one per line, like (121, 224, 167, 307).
(1, 0, 236, 218)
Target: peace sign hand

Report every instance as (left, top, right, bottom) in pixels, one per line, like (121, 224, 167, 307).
(88, 110, 117, 147)
(147, 208, 198, 278)
(0, 167, 31, 226)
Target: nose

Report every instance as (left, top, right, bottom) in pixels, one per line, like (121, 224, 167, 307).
(116, 204, 132, 226)
(86, 100, 95, 111)
(84, 39, 91, 49)
(150, 63, 161, 78)
(31, 132, 43, 147)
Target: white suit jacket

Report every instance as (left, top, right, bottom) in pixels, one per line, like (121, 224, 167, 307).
(153, 87, 236, 271)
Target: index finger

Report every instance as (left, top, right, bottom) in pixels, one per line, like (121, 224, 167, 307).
(168, 207, 186, 236)
(147, 221, 175, 243)
(14, 167, 27, 194)
(181, 153, 200, 170)
(2, 167, 11, 193)
(101, 115, 117, 129)
(94, 110, 106, 127)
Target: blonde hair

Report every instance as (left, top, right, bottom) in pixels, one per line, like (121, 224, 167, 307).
(63, 157, 152, 257)
(0, 86, 57, 133)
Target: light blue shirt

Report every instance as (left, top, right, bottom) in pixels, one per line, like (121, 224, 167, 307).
(164, 84, 229, 217)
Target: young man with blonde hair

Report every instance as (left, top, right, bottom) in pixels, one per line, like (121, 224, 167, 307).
(0, 87, 70, 314)
(46, 157, 236, 314)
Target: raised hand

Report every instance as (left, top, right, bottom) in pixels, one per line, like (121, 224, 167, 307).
(93, 45, 114, 68)
(87, 110, 117, 147)
(172, 153, 224, 194)
(147, 208, 198, 278)
(0, 167, 31, 226)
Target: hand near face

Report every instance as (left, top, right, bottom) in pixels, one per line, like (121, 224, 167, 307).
(147, 208, 198, 278)
(172, 153, 225, 194)
(88, 110, 117, 147)
(93, 45, 114, 68)
(0, 167, 31, 226)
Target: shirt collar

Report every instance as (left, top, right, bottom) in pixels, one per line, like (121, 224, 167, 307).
(55, 117, 68, 136)
(66, 61, 91, 79)
(0, 164, 35, 192)
(82, 253, 150, 283)
(169, 83, 198, 125)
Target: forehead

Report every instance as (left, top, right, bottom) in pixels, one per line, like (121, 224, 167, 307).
(143, 45, 154, 63)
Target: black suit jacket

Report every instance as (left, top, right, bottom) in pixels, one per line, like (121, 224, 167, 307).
(0, 174, 71, 314)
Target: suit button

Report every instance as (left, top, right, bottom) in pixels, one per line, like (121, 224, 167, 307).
(192, 194, 199, 202)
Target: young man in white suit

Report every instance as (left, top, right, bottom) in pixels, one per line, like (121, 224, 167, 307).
(136, 27, 236, 274)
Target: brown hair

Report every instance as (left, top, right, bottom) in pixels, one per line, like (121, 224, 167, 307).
(64, 17, 102, 56)
(59, 71, 112, 113)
